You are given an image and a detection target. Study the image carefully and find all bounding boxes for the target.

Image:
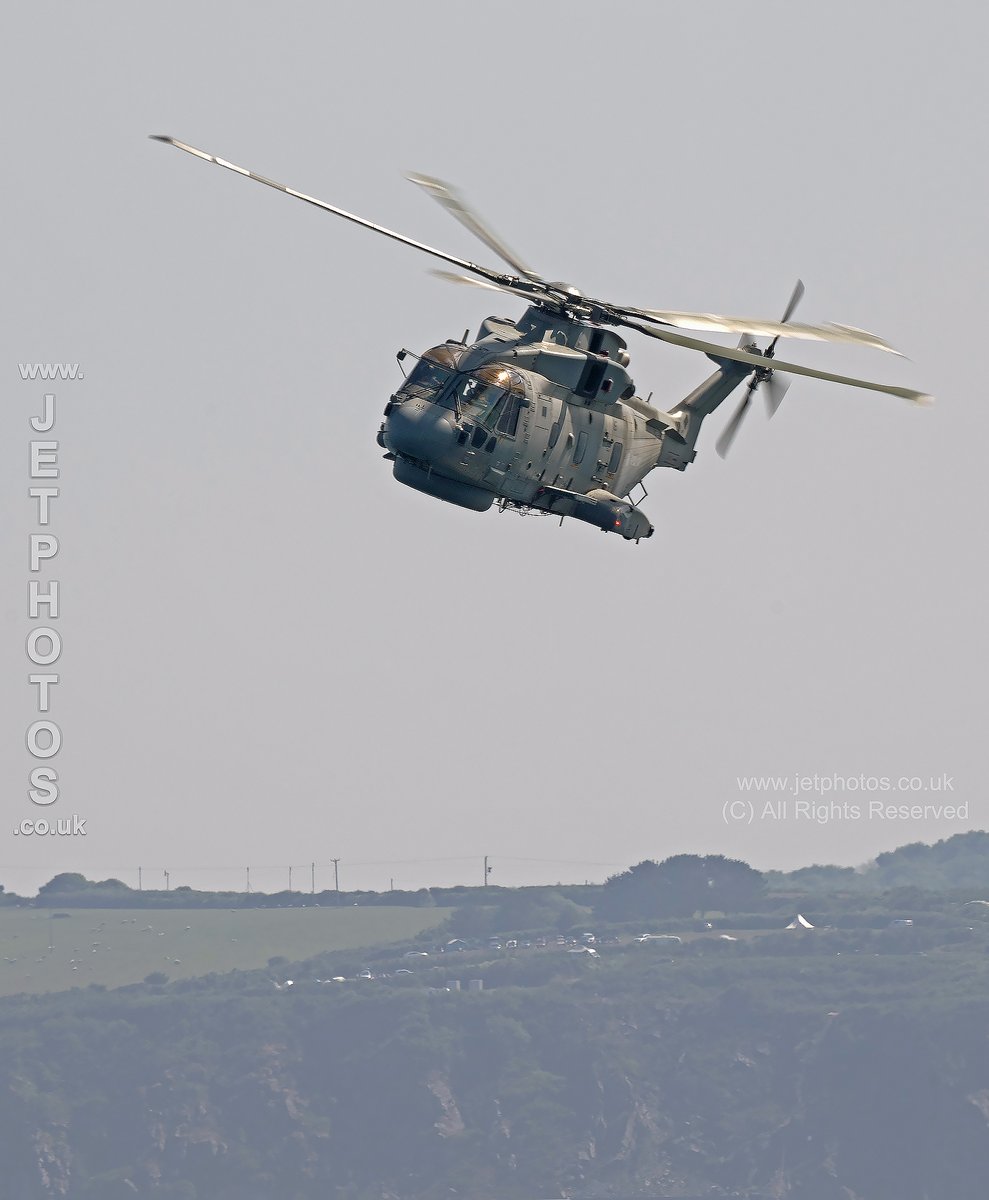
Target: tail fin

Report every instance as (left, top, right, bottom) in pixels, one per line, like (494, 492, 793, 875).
(656, 356, 753, 470)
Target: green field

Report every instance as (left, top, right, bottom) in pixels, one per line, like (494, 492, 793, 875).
(0, 906, 444, 996)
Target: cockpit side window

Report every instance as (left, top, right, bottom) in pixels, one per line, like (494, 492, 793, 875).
(399, 345, 463, 406)
(454, 367, 527, 437)
(467, 381, 508, 429)
(404, 358, 452, 396)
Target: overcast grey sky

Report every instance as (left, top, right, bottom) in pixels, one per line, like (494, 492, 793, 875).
(3, 2, 985, 896)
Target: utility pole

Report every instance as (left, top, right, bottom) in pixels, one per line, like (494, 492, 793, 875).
(288, 865, 293, 893)
(138, 866, 142, 892)
(483, 856, 492, 887)
(246, 866, 251, 894)
(332, 858, 340, 892)
(164, 870, 170, 891)
(311, 862, 315, 894)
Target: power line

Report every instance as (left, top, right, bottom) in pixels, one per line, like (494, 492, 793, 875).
(0, 855, 626, 872)
(498, 856, 626, 867)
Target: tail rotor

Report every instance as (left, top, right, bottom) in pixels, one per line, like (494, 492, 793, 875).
(716, 279, 804, 459)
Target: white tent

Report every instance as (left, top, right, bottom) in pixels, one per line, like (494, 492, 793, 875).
(785, 914, 815, 929)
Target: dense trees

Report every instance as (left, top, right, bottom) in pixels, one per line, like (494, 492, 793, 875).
(10, 832, 989, 914)
(597, 854, 765, 920)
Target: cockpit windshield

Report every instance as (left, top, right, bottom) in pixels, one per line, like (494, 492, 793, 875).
(399, 344, 463, 402)
(452, 366, 528, 437)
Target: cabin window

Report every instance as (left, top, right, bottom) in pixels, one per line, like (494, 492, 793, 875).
(496, 394, 524, 437)
(574, 430, 588, 465)
(608, 442, 623, 473)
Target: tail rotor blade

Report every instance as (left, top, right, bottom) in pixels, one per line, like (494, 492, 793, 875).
(780, 278, 805, 326)
(765, 374, 791, 418)
(716, 386, 755, 459)
(767, 279, 806, 357)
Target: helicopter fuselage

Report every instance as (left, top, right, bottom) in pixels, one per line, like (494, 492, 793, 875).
(379, 304, 751, 540)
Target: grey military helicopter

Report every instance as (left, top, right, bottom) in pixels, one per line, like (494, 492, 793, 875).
(152, 136, 930, 543)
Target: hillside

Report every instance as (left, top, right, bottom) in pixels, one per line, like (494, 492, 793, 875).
(3, 897, 989, 1199)
(5, 836, 989, 1197)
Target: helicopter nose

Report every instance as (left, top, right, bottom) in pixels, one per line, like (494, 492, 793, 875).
(383, 401, 456, 463)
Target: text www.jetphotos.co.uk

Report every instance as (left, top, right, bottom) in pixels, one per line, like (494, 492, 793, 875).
(16, 366, 86, 839)
(724, 772, 966, 826)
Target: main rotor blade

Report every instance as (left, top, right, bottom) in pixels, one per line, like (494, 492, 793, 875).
(149, 136, 508, 287)
(408, 172, 541, 283)
(716, 388, 754, 458)
(429, 269, 549, 302)
(622, 319, 932, 404)
(619, 306, 901, 354)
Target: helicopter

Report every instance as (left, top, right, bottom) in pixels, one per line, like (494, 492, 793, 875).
(151, 136, 931, 543)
